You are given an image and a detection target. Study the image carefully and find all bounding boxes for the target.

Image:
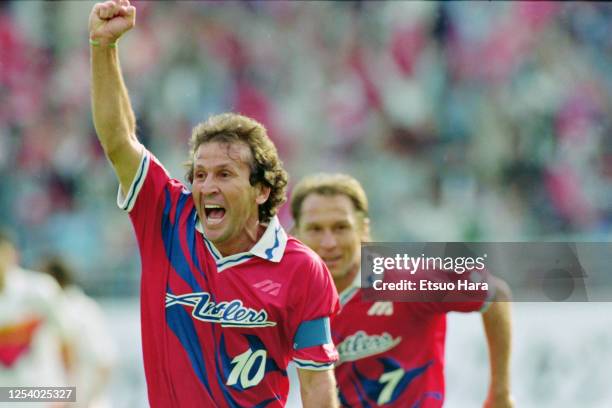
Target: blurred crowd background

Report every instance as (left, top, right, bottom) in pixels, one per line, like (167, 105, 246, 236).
(2, 1, 612, 295)
(2, 1, 612, 407)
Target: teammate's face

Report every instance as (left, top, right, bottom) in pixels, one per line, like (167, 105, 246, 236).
(191, 141, 269, 256)
(296, 193, 367, 282)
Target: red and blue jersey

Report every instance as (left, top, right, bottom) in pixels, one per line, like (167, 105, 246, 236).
(332, 270, 493, 408)
(117, 149, 339, 407)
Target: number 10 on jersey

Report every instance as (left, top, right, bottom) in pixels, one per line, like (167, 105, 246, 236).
(227, 348, 268, 389)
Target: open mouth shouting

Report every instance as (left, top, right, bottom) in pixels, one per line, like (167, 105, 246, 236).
(204, 204, 226, 226)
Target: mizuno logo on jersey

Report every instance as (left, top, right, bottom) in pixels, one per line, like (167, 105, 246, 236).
(367, 301, 394, 316)
(252, 279, 281, 296)
(337, 331, 402, 364)
(165, 292, 277, 327)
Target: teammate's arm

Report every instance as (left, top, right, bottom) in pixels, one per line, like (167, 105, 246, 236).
(481, 277, 514, 408)
(297, 368, 339, 408)
(89, 0, 142, 194)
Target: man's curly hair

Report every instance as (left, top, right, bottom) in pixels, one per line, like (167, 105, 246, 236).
(185, 113, 288, 223)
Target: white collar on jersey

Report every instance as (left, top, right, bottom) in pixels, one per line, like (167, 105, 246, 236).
(339, 268, 362, 307)
(195, 215, 288, 272)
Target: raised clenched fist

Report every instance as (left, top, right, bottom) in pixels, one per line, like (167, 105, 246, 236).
(88, 0, 136, 45)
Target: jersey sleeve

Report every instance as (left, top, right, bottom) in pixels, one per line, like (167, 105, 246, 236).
(116, 148, 168, 211)
(290, 257, 340, 370)
(116, 149, 188, 247)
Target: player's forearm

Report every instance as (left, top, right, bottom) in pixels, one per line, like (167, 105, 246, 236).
(90, 44, 137, 157)
(482, 292, 512, 395)
(298, 369, 339, 408)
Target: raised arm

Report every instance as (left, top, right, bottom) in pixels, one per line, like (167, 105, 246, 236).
(482, 278, 514, 408)
(297, 368, 339, 408)
(89, 0, 142, 194)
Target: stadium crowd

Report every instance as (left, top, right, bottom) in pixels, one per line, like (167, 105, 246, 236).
(1, 1, 611, 294)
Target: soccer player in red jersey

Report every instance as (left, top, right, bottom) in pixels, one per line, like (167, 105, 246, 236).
(89, 1, 339, 406)
(291, 173, 514, 408)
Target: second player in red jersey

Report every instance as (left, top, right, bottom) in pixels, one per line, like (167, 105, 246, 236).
(291, 173, 514, 408)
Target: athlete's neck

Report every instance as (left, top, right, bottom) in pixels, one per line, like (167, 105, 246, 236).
(214, 222, 265, 258)
(334, 263, 360, 294)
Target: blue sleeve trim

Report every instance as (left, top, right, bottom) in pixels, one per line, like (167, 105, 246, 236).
(293, 360, 334, 370)
(293, 317, 332, 350)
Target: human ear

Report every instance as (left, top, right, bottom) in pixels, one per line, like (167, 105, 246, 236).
(255, 184, 271, 205)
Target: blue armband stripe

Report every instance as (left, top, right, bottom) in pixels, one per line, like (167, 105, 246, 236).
(293, 317, 332, 350)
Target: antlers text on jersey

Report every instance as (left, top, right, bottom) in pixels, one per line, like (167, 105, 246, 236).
(165, 291, 277, 328)
(337, 331, 402, 364)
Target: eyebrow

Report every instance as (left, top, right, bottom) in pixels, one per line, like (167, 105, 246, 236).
(193, 162, 237, 171)
(304, 219, 351, 226)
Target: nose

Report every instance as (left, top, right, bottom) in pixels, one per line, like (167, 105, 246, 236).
(320, 229, 337, 250)
(199, 174, 220, 196)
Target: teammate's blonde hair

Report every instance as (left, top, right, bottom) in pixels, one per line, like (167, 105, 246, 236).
(290, 173, 369, 226)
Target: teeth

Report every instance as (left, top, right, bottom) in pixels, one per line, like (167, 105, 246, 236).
(204, 204, 225, 225)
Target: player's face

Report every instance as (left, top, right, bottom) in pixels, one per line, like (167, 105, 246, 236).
(191, 141, 269, 255)
(296, 193, 366, 281)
